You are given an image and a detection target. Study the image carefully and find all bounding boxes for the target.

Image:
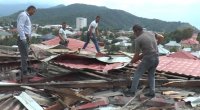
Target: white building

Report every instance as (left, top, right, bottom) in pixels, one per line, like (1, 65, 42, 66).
(76, 17, 87, 30)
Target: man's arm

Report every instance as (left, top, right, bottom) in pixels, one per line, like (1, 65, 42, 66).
(155, 33, 164, 44)
(89, 26, 94, 38)
(131, 52, 143, 63)
(95, 27, 99, 36)
(17, 14, 26, 39)
(58, 29, 65, 41)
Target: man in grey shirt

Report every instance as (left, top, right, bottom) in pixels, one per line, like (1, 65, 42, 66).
(17, 5, 36, 81)
(125, 25, 164, 97)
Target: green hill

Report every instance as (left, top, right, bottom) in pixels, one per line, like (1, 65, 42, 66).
(0, 3, 197, 32)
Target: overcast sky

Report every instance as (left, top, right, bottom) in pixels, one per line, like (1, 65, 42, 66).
(0, 0, 199, 29)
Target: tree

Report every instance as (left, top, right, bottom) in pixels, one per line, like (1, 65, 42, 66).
(108, 33, 115, 40)
(80, 27, 88, 41)
(163, 28, 194, 43)
(181, 28, 193, 40)
(197, 32, 200, 42)
(108, 45, 120, 54)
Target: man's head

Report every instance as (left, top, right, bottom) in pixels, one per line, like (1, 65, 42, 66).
(61, 22, 67, 29)
(95, 16, 100, 23)
(132, 25, 143, 37)
(26, 5, 36, 16)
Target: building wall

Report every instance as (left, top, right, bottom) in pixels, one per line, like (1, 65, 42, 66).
(181, 43, 200, 51)
(76, 17, 87, 30)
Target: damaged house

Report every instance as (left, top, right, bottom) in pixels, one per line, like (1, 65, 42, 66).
(0, 37, 200, 110)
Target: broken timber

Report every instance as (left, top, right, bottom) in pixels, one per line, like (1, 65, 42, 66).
(0, 79, 184, 91)
(163, 80, 200, 88)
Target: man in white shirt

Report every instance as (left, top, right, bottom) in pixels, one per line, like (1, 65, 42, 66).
(82, 16, 101, 53)
(17, 5, 36, 80)
(58, 22, 69, 46)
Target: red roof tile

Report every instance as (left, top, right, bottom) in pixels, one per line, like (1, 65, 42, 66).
(157, 56, 200, 77)
(181, 38, 199, 45)
(167, 51, 198, 60)
(42, 37, 97, 52)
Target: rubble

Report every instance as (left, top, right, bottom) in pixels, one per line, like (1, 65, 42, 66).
(1, 37, 200, 110)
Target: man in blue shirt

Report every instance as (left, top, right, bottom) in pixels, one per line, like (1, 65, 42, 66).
(17, 5, 36, 81)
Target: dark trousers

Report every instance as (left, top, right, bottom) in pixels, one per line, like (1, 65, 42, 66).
(17, 38, 29, 73)
(130, 54, 159, 94)
(82, 32, 100, 53)
(59, 40, 69, 47)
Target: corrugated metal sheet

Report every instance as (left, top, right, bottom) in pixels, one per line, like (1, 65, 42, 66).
(14, 92, 44, 110)
(42, 37, 96, 52)
(53, 54, 128, 72)
(96, 56, 131, 63)
(157, 56, 200, 77)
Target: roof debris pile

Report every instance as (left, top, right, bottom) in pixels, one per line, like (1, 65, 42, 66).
(0, 37, 200, 110)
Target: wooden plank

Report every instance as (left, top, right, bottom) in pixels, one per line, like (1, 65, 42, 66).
(45, 102, 65, 110)
(122, 86, 146, 109)
(163, 80, 200, 88)
(162, 90, 195, 96)
(63, 88, 96, 106)
(0, 79, 129, 91)
(47, 49, 71, 53)
(159, 72, 188, 80)
(79, 71, 112, 81)
(0, 79, 184, 91)
(44, 87, 91, 102)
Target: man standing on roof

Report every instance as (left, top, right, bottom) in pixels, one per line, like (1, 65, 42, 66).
(17, 5, 36, 80)
(125, 25, 164, 98)
(58, 22, 70, 47)
(82, 16, 101, 53)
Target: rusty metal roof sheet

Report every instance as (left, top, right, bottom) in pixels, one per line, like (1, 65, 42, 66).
(52, 54, 128, 72)
(42, 37, 96, 52)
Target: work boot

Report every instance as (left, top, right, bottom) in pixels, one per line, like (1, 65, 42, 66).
(144, 92, 155, 98)
(124, 90, 135, 97)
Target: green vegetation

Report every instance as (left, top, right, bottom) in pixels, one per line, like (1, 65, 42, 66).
(163, 28, 194, 44)
(0, 34, 41, 46)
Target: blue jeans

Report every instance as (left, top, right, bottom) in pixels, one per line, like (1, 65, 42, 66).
(17, 38, 29, 73)
(130, 54, 159, 94)
(82, 32, 100, 53)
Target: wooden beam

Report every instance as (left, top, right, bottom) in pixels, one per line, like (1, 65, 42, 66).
(79, 71, 112, 81)
(122, 86, 146, 109)
(0, 79, 184, 91)
(163, 80, 200, 88)
(159, 72, 188, 80)
(44, 87, 91, 102)
(0, 79, 129, 91)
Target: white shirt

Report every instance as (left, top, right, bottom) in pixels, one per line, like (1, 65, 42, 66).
(59, 28, 74, 39)
(88, 20, 98, 33)
(17, 11, 32, 40)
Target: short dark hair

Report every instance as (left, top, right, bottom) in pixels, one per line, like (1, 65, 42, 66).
(62, 22, 66, 24)
(96, 16, 100, 19)
(132, 25, 143, 32)
(27, 5, 36, 11)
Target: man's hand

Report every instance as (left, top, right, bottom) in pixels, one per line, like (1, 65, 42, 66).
(89, 33, 93, 38)
(27, 38, 30, 45)
(155, 33, 164, 45)
(131, 52, 141, 63)
(25, 34, 31, 45)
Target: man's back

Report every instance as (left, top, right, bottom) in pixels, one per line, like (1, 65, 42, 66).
(88, 20, 98, 33)
(135, 31, 158, 56)
(17, 11, 32, 40)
